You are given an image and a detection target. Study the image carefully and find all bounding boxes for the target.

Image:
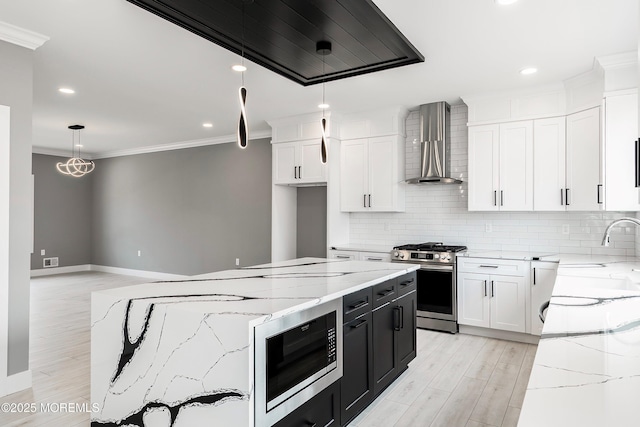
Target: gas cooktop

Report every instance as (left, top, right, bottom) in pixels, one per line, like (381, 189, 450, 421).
(392, 242, 467, 253)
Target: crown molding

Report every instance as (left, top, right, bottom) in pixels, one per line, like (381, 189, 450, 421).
(0, 21, 49, 50)
(32, 146, 92, 159)
(90, 130, 272, 159)
(596, 51, 637, 70)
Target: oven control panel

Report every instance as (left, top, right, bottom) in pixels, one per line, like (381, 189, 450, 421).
(391, 250, 453, 263)
(327, 326, 336, 364)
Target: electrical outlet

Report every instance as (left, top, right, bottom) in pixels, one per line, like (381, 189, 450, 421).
(43, 257, 59, 268)
(40, 249, 45, 256)
(138, 250, 141, 257)
(236, 258, 240, 266)
(485, 223, 492, 233)
(562, 224, 570, 234)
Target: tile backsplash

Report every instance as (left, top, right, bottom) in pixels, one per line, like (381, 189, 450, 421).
(349, 104, 637, 256)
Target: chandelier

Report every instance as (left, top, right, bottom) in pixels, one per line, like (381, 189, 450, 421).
(56, 125, 95, 177)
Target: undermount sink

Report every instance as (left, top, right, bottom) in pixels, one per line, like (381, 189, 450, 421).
(561, 263, 606, 268)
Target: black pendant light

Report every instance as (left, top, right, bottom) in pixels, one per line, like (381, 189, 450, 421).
(236, 0, 252, 149)
(317, 40, 331, 164)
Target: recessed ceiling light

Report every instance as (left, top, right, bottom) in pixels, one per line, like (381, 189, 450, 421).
(203, 123, 213, 128)
(232, 65, 247, 72)
(59, 87, 75, 94)
(495, 0, 518, 4)
(520, 67, 538, 75)
(318, 103, 330, 109)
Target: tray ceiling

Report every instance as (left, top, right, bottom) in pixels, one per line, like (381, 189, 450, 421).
(126, 0, 424, 86)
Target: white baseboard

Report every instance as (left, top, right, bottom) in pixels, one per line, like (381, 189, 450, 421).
(89, 265, 188, 281)
(30, 264, 91, 277)
(0, 369, 32, 397)
(459, 325, 540, 345)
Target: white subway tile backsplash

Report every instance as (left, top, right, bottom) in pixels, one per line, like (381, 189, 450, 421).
(348, 104, 637, 256)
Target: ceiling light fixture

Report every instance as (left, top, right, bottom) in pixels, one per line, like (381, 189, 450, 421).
(236, 0, 253, 150)
(203, 122, 213, 128)
(317, 40, 331, 164)
(59, 87, 75, 94)
(56, 125, 95, 177)
(520, 67, 538, 75)
(232, 64, 247, 72)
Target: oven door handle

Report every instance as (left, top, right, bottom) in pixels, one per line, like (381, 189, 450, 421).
(418, 264, 454, 272)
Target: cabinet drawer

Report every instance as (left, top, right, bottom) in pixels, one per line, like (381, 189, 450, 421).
(273, 380, 340, 427)
(396, 272, 417, 297)
(343, 287, 373, 323)
(372, 279, 397, 309)
(457, 257, 527, 277)
(360, 252, 391, 262)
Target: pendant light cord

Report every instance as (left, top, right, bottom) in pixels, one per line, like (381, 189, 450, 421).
(241, 1, 245, 87)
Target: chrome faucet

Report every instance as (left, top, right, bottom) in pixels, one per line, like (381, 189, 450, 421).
(601, 217, 640, 246)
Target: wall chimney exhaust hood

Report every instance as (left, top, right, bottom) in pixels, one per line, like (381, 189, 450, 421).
(406, 102, 462, 184)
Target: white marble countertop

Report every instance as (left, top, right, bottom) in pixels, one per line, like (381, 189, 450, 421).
(90, 257, 419, 427)
(518, 255, 640, 427)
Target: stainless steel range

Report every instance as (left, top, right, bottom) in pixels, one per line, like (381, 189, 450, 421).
(391, 242, 467, 333)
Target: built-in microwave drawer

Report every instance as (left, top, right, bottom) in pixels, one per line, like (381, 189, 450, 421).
(457, 257, 527, 277)
(397, 272, 417, 296)
(373, 279, 396, 309)
(343, 287, 373, 323)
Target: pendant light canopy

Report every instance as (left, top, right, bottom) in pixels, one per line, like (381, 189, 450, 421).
(317, 40, 332, 164)
(56, 125, 95, 177)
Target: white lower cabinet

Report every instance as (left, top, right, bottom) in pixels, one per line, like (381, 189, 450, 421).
(329, 249, 391, 262)
(457, 258, 528, 334)
(530, 261, 558, 336)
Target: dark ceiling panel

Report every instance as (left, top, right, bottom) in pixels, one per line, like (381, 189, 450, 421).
(126, 0, 424, 86)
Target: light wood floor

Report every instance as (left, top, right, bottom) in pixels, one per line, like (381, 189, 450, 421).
(0, 272, 535, 426)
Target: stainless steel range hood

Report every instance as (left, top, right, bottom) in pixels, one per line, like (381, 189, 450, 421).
(406, 101, 462, 184)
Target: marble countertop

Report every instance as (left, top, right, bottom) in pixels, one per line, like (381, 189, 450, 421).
(90, 257, 419, 427)
(518, 256, 640, 427)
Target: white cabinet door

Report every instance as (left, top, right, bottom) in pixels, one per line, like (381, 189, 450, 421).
(457, 273, 491, 328)
(604, 93, 640, 211)
(566, 107, 601, 211)
(499, 121, 533, 211)
(533, 117, 566, 211)
(299, 140, 326, 184)
(530, 261, 558, 336)
(490, 276, 527, 333)
(341, 139, 368, 212)
(368, 136, 396, 211)
(468, 125, 499, 211)
(273, 142, 297, 184)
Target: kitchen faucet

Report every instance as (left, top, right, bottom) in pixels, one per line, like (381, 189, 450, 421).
(601, 217, 640, 246)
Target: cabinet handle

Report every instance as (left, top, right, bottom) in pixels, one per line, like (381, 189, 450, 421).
(400, 305, 404, 329)
(335, 255, 351, 259)
(393, 307, 401, 331)
(366, 257, 383, 261)
(560, 189, 564, 206)
(500, 190, 504, 206)
(636, 139, 640, 188)
(298, 166, 302, 178)
(368, 194, 372, 208)
(363, 194, 366, 208)
(493, 190, 497, 206)
(533, 268, 536, 285)
(565, 188, 570, 206)
(378, 289, 394, 298)
(479, 265, 498, 268)
(400, 278, 415, 287)
(484, 280, 487, 297)
(294, 166, 297, 179)
(351, 319, 368, 329)
(491, 280, 495, 298)
(349, 300, 368, 310)
(597, 184, 602, 204)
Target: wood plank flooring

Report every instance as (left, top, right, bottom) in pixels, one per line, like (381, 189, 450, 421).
(0, 272, 535, 427)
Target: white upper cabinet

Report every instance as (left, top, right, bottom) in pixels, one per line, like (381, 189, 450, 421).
(565, 107, 602, 211)
(533, 117, 566, 211)
(603, 91, 639, 211)
(340, 135, 405, 212)
(273, 140, 326, 185)
(468, 122, 532, 211)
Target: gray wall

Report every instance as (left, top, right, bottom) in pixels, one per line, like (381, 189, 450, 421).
(296, 186, 327, 258)
(0, 40, 33, 375)
(31, 154, 93, 270)
(91, 138, 272, 275)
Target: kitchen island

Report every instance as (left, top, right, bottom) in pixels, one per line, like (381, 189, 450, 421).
(518, 256, 640, 427)
(90, 257, 418, 427)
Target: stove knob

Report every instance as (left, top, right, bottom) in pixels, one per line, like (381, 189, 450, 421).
(443, 254, 451, 262)
(393, 251, 400, 258)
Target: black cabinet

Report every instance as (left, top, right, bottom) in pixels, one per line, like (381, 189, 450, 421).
(341, 312, 374, 425)
(396, 289, 417, 372)
(273, 380, 340, 427)
(372, 300, 397, 396)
